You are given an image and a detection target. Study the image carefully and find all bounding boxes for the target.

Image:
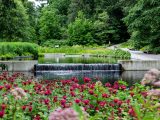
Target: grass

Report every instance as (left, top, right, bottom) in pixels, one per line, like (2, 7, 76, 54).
(39, 45, 131, 58)
(0, 42, 38, 60)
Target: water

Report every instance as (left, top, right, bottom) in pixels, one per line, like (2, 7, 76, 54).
(35, 55, 145, 86)
(35, 64, 122, 71)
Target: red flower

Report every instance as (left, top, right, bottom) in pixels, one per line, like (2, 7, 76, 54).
(22, 106, 27, 111)
(128, 108, 136, 117)
(102, 93, 109, 98)
(5, 84, 11, 90)
(53, 96, 58, 102)
(83, 77, 91, 83)
(113, 82, 119, 89)
(74, 99, 81, 104)
(44, 89, 52, 95)
(105, 82, 111, 87)
(83, 100, 90, 105)
(99, 101, 106, 107)
(118, 108, 122, 114)
(0, 86, 4, 90)
(1, 104, 7, 110)
(29, 106, 32, 112)
(117, 100, 123, 106)
(70, 91, 76, 97)
(34, 115, 41, 120)
(60, 99, 66, 106)
(0, 110, 4, 118)
(130, 92, 134, 97)
(63, 96, 67, 99)
(141, 91, 148, 97)
(89, 90, 94, 95)
(120, 85, 126, 90)
(44, 99, 50, 105)
(114, 98, 119, 103)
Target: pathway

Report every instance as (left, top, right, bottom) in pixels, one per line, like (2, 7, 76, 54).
(108, 45, 160, 60)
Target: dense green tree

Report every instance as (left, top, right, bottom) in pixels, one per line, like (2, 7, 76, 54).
(0, 0, 34, 41)
(93, 11, 110, 45)
(124, 0, 160, 53)
(68, 11, 94, 45)
(39, 7, 61, 43)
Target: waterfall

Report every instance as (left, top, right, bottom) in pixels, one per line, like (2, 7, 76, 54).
(34, 64, 122, 71)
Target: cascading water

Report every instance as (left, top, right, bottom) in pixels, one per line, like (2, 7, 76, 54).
(34, 63, 122, 71)
(34, 63, 122, 83)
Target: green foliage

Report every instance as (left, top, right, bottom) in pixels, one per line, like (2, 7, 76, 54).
(93, 11, 110, 45)
(39, 46, 131, 58)
(0, 42, 38, 59)
(0, 0, 35, 41)
(124, 0, 160, 53)
(68, 11, 94, 46)
(41, 39, 69, 47)
(39, 7, 62, 43)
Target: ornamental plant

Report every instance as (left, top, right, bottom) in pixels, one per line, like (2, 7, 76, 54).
(0, 72, 159, 120)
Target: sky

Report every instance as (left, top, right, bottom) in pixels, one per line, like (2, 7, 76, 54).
(28, 0, 47, 7)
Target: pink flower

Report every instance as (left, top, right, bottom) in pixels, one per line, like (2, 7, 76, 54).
(49, 108, 79, 120)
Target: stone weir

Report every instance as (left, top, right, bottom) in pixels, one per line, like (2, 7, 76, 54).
(34, 64, 122, 71)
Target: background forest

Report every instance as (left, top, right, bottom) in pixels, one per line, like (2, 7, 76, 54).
(0, 0, 160, 53)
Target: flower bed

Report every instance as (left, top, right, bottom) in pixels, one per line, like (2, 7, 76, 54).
(0, 72, 159, 120)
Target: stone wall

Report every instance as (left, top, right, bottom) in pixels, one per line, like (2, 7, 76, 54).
(0, 61, 38, 72)
(118, 60, 160, 71)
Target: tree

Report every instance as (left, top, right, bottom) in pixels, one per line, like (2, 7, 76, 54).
(39, 7, 62, 43)
(124, 0, 160, 53)
(68, 11, 94, 45)
(0, 0, 34, 41)
(93, 11, 110, 45)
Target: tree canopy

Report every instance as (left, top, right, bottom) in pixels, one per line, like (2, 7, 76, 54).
(0, 0, 159, 53)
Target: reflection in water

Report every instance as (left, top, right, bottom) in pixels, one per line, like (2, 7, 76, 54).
(35, 71, 121, 84)
(121, 71, 146, 86)
(5, 70, 145, 86)
(35, 70, 146, 86)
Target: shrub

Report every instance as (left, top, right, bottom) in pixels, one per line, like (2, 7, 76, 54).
(38, 46, 131, 58)
(0, 72, 159, 119)
(0, 42, 38, 59)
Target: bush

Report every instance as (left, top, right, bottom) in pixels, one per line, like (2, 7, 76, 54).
(0, 73, 159, 119)
(0, 42, 38, 59)
(41, 39, 69, 47)
(114, 49, 131, 58)
(39, 46, 131, 58)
